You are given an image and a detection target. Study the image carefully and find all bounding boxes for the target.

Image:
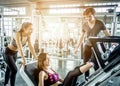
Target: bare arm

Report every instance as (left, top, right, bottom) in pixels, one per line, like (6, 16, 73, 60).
(77, 32, 85, 48)
(14, 32, 26, 64)
(59, 77, 64, 82)
(28, 36, 37, 60)
(103, 29, 111, 36)
(38, 71, 45, 86)
(75, 32, 85, 53)
(103, 29, 118, 46)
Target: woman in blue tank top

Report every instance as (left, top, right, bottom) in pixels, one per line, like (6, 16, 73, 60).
(4, 22, 37, 86)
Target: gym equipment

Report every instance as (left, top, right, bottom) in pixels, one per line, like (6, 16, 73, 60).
(19, 61, 38, 86)
(83, 36, 120, 86)
(0, 58, 6, 82)
(0, 47, 6, 83)
(19, 36, 120, 86)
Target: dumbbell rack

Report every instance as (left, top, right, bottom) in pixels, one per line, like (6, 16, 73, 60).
(0, 56, 6, 83)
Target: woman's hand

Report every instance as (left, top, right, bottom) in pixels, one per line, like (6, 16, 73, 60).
(22, 58, 26, 65)
(59, 78, 64, 82)
(34, 56, 38, 60)
(74, 48, 78, 54)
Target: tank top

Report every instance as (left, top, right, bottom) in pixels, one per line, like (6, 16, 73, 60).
(11, 32, 28, 48)
(44, 69, 60, 86)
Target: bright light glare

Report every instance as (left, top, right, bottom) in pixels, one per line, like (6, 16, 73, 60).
(49, 4, 80, 8)
(49, 4, 80, 14)
(49, 8, 80, 14)
(68, 23, 75, 28)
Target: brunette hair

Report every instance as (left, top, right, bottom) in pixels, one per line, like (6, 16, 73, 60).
(83, 7, 95, 16)
(37, 53, 47, 70)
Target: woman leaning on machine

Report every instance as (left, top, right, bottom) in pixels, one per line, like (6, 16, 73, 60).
(4, 22, 37, 86)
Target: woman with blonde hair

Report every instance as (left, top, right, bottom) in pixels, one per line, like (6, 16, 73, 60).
(4, 22, 37, 86)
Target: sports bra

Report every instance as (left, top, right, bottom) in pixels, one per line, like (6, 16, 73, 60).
(44, 69, 60, 86)
(11, 32, 28, 48)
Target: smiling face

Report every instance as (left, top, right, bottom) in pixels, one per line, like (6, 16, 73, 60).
(38, 53, 51, 69)
(84, 12, 95, 23)
(83, 7, 96, 23)
(23, 25, 33, 36)
(20, 22, 33, 36)
(43, 55, 50, 67)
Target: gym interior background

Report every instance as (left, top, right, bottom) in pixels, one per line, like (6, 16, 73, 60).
(0, 0, 120, 86)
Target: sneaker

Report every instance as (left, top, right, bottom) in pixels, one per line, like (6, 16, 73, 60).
(4, 84, 10, 86)
(85, 77, 89, 81)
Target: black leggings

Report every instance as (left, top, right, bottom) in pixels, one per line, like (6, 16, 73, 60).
(4, 47, 18, 86)
(62, 66, 82, 86)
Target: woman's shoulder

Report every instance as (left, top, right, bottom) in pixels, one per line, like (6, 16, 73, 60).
(12, 32, 21, 40)
(34, 68, 45, 78)
(39, 70, 45, 73)
(39, 70, 46, 77)
(14, 32, 21, 37)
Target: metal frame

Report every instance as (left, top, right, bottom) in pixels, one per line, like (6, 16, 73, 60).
(83, 36, 120, 86)
(89, 36, 120, 68)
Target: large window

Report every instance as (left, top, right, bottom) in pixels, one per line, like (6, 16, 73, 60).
(3, 7, 26, 15)
(49, 3, 120, 14)
(49, 4, 82, 14)
(4, 17, 13, 36)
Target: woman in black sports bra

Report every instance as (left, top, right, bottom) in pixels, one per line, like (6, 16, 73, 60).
(4, 22, 37, 86)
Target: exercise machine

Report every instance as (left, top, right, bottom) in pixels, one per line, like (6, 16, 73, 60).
(19, 61, 38, 86)
(83, 36, 120, 86)
(18, 36, 120, 86)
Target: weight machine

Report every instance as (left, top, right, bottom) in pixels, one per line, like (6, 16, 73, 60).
(82, 36, 120, 86)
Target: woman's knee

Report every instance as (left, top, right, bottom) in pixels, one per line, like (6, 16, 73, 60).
(68, 68, 81, 77)
(74, 66, 80, 70)
(67, 70, 74, 78)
